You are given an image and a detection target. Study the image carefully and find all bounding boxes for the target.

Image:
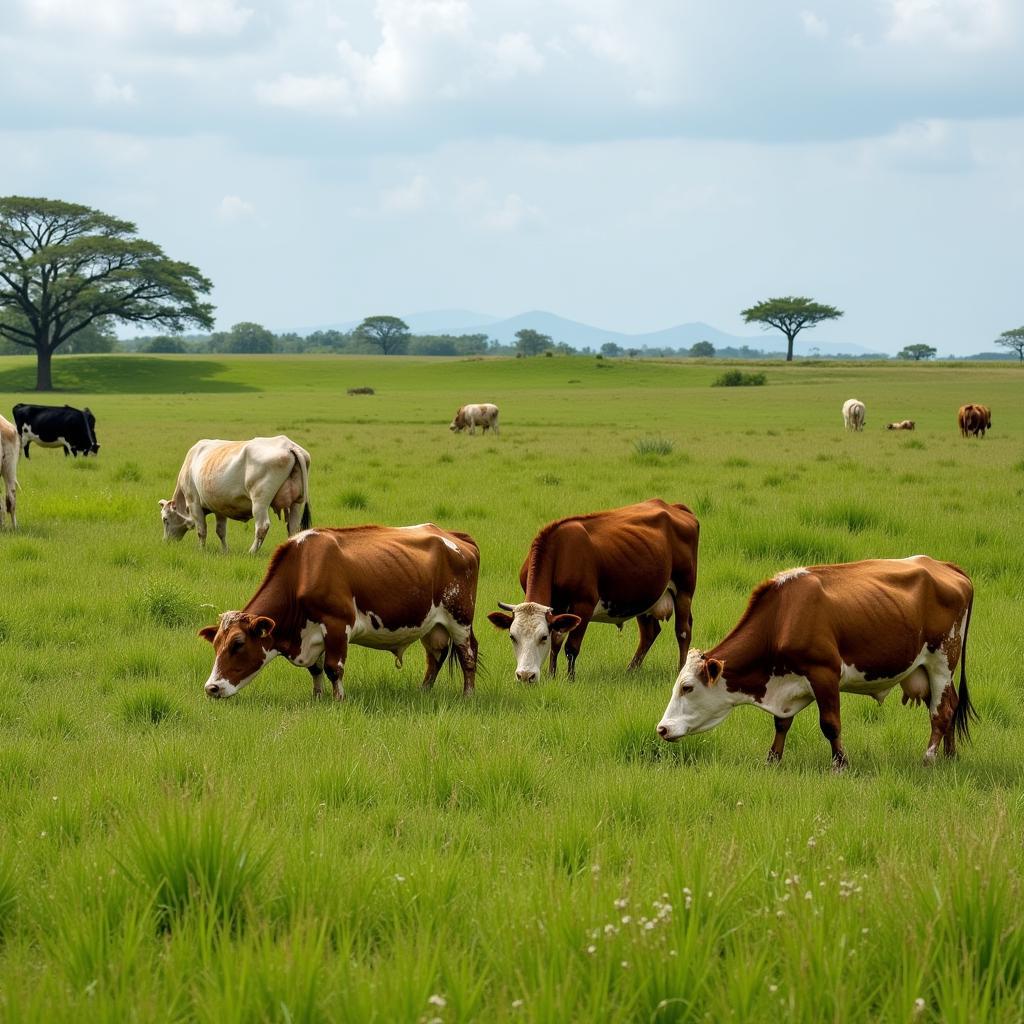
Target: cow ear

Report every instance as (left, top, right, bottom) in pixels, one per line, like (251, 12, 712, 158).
(198, 625, 219, 643)
(487, 611, 514, 631)
(547, 612, 582, 634)
(249, 616, 275, 639)
(705, 658, 725, 685)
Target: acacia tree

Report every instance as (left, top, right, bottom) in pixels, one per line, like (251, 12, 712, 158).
(995, 327, 1024, 362)
(741, 296, 843, 362)
(897, 343, 937, 361)
(0, 197, 214, 390)
(354, 315, 410, 355)
(515, 328, 552, 356)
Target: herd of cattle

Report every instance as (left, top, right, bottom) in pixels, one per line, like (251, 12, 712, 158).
(0, 396, 992, 767)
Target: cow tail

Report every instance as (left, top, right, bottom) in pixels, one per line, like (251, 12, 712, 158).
(952, 592, 978, 744)
(292, 448, 312, 530)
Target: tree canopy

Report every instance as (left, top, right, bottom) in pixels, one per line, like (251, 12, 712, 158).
(994, 327, 1024, 363)
(0, 196, 214, 389)
(515, 328, 553, 356)
(897, 343, 937, 361)
(354, 315, 410, 355)
(689, 340, 715, 358)
(740, 296, 843, 362)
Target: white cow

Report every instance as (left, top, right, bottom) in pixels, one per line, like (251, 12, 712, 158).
(159, 436, 311, 554)
(0, 414, 18, 530)
(449, 403, 500, 436)
(842, 399, 866, 432)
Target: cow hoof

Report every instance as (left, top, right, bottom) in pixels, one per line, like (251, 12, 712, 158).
(922, 749, 938, 766)
(831, 758, 848, 774)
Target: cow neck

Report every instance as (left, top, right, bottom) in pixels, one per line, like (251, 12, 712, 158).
(523, 554, 556, 606)
(242, 570, 301, 649)
(707, 628, 772, 695)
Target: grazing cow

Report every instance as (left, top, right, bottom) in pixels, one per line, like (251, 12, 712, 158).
(199, 524, 480, 700)
(886, 420, 915, 431)
(449, 403, 500, 436)
(842, 399, 866, 431)
(488, 498, 699, 682)
(13, 403, 99, 458)
(0, 414, 18, 530)
(159, 436, 311, 554)
(958, 404, 991, 438)
(656, 556, 975, 769)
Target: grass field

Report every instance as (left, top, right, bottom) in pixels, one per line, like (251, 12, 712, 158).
(0, 353, 1022, 1023)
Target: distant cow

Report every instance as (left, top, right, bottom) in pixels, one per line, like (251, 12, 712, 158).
(0, 414, 18, 530)
(160, 436, 311, 554)
(842, 399, 866, 431)
(450, 403, 499, 435)
(886, 420, 915, 431)
(657, 556, 975, 769)
(958, 404, 991, 438)
(488, 498, 699, 682)
(13, 403, 99, 458)
(199, 524, 480, 700)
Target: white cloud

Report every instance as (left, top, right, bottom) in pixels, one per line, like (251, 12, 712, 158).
(485, 32, 545, 80)
(800, 11, 829, 38)
(255, 73, 354, 114)
(218, 194, 255, 221)
(380, 174, 432, 212)
(23, 0, 253, 36)
(885, 0, 1012, 51)
(93, 71, 135, 105)
(477, 192, 543, 232)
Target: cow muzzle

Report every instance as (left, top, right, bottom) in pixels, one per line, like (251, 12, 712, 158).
(205, 682, 224, 699)
(516, 669, 539, 683)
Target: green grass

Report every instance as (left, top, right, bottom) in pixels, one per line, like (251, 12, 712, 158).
(0, 353, 1023, 1021)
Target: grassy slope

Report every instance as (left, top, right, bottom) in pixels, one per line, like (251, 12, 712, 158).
(0, 354, 1022, 1023)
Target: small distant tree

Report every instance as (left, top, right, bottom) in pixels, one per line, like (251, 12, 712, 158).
(600, 342, 622, 357)
(741, 296, 843, 362)
(689, 340, 715, 358)
(995, 327, 1024, 362)
(355, 315, 410, 355)
(0, 196, 213, 389)
(143, 335, 187, 353)
(897, 343, 937, 361)
(223, 321, 275, 353)
(515, 328, 553, 356)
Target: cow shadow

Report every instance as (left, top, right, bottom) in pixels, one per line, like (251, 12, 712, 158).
(0, 357, 259, 394)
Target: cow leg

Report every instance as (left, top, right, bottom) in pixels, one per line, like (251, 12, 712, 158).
(193, 510, 209, 548)
(249, 504, 271, 555)
(215, 515, 228, 552)
(768, 715, 794, 763)
(809, 670, 847, 770)
(548, 630, 565, 677)
(673, 592, 694, 671)
(453, 629, 478, 695)
(22, 441, 30, 459)
(420, 625, 451, 691)
(627, 614, 660, 671)
(924, 659, 956, 764)
(563, 618, 592, 681)
(309, 660, 325, 698)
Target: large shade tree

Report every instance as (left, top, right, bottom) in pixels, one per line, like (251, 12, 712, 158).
(741, 296, 843, 362)
(0, 197, 214, 390)
(995, 327, 1024, 362)
(354, 315, 410, 355)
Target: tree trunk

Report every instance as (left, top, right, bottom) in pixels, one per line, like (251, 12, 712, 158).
(786, 331, 796, 362)
(35, 344, 53, 391)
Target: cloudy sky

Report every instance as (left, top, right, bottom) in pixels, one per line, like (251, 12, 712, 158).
(2, 0, 1023, 354)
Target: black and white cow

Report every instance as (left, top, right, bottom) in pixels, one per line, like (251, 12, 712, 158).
(12, 404, 100, 459)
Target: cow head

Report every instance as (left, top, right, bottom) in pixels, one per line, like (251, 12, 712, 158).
(449, 409, 466, 432)
(82, 408, 100, 455)
(198, 611, 278, 698)
(656, 649, 733, 740)
(158, 499, 193, 541)
(487, 601, 581, 682)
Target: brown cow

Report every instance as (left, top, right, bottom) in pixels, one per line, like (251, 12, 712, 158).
(0, 414, 18, 529)
(449, 403, 500, 435)
(657, 556, 975, 768)
(958, 404, 991, 438)
(488, 498, 699, 681)
(886, 420, 915, 431)
(199, 524, 480, 700)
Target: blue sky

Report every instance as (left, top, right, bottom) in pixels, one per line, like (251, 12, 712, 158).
(2, 0, 1023, 354)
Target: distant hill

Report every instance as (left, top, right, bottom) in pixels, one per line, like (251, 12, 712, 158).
(283, 308, 886, 357)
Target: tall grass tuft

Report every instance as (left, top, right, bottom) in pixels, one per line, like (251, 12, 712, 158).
(340, 490, 370, 510)
(121, 804, 269, 932)
(0, 857, 17, 940)
(633, 437, 675, 458)
(712, 370, 767, 387)
(140, 578, 199, 628)
(121, 687, 181, 727)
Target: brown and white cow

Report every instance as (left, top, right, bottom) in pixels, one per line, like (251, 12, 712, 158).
(488, 499, 699, 681)
(0, 414, 18, 530)
(886, 420, 915, 431)
(159, 436, 311, 554)
(449, 403, 499, 436)
(657, 556, 975, 768)
(199, 524, 480, 700)
(958, 403, 991, 438)
(842, 399, 866, 431)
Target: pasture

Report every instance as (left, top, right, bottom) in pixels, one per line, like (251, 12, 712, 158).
(0, 354, 1022, 1023)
